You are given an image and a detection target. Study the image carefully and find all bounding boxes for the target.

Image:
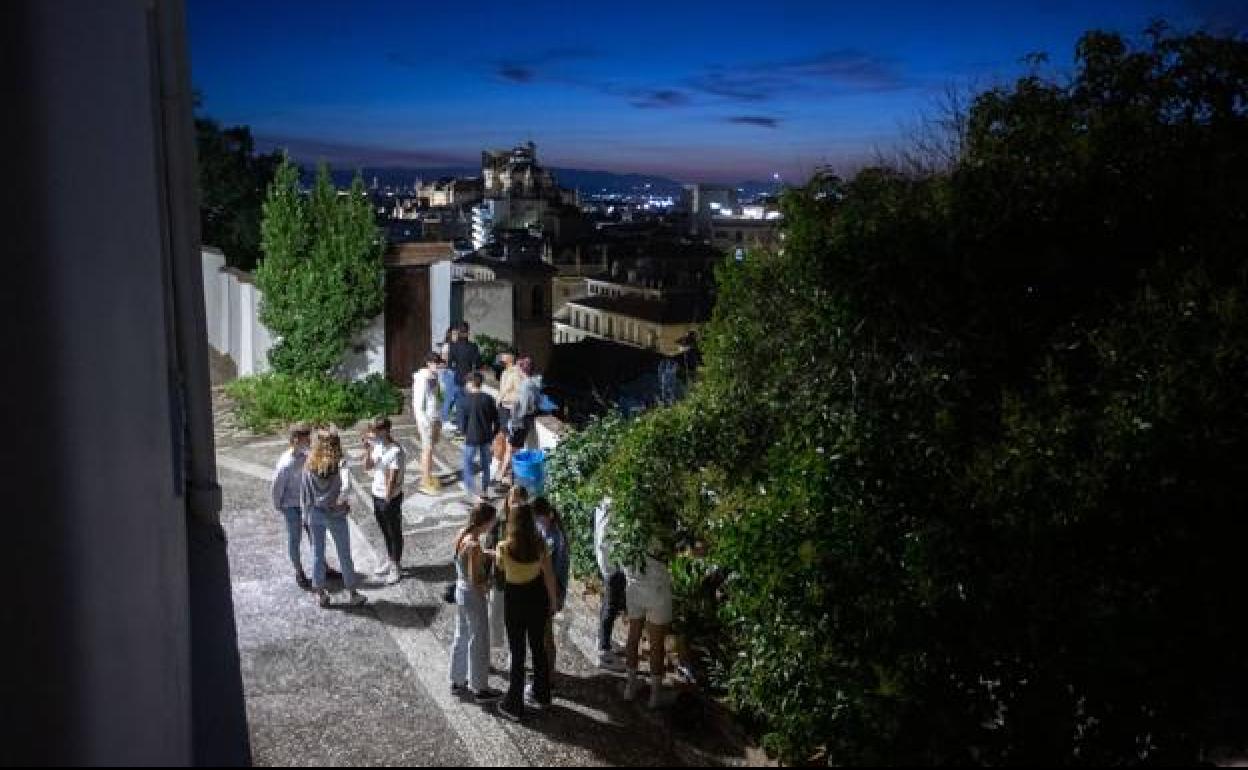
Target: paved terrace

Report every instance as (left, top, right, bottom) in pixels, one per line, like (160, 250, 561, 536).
(212, 384, 753, 766)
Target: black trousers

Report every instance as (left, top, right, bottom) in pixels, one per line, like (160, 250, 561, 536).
(599, 569, 627, 652)
(372, 494, 403, 564)
(504, 576, 550, 708)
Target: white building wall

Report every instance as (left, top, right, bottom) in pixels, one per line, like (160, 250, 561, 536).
(202, 248, 382, 379)
(430, 260, 453, 351)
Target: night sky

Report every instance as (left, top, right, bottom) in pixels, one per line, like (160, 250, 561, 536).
(187, 0, 1247, 183)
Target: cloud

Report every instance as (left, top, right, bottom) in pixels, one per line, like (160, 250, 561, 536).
(629, 89, 691, 108)
(689, 49, 906, 103)
(726, 116, 782, 128)
(491, 46, 599, 85)
(498, 64, 536, 83)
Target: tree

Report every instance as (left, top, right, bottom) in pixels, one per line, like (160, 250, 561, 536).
(256, 157, 384, 378)
(572, 26, 1248, 764)
(195, 116, 281, 270)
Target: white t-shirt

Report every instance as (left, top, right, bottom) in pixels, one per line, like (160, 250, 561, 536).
(411, 367, 442, 423)
(370, 441, 406, 500)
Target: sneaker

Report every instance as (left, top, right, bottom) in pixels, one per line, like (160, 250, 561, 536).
(373, 559, 393, 576)
(497, 700, 523, 722)
(450, 682, 470, 698)
(325, 567, 343, 581)
(523, 684, 550, 711)
(345, 590, 368, 606)
(597, 652, 626, 672)
(385, 565, 402, 585)
(295, 572, 312, 590)
(316, 589, 332, 609)
(473, 687, 504, 704)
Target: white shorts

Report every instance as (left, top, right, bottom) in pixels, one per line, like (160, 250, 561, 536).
(625, 564, 673, 626)
(417, 417, 441, 448)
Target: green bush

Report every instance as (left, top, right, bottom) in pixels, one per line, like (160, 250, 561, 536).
(225, 373, 402, 433)
(544, 411, 631, 582)
(473, 333, 507, 367)
(586, 27, 1248, 765)
(256, 158, 384, 377)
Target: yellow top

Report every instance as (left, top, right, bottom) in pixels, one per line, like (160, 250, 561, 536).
(497, 541, 544, 584)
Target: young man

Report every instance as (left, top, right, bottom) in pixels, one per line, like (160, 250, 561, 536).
(494, 351, 519, 487)
(456, 371, 499, 503)
(594, 498, 628, 671)
(363, 416, 405, 585)
(271, 422, 312, 589)
(445, 323, 482, 430)
(412, 353, 444, 495)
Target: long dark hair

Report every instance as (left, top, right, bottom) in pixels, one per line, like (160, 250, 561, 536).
(504, 503, 543, 564)
(456, 502, 497, 554)
(532, 496, 564, 537)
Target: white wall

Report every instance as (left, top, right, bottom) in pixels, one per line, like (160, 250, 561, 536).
(337, 315, 385, 379)
(202, 248, 383, 380)
(431, 260, 452, 351)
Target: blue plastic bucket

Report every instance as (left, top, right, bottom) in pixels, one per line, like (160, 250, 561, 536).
(511, 449, 546, 497)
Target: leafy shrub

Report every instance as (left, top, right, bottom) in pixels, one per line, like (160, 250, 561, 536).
(225, 373, 402, 433)
(473, 333, 508, 368)
(585, 27, 1248, 765)
(256, 158, 384, 377)
(544, 411, 631, 582)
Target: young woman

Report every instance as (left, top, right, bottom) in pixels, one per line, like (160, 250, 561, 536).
(533, 497, 570, 692)
(487, 487, 528, 651)
(300, 429, 366, 608)
(501, 357, 539, 486)
(622, 543, 673, 709)
(271, 422, 312, 589)
(449, 502, 504, 703)
(495, 502, 558, 721)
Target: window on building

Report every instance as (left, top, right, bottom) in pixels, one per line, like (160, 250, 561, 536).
(594, 315, 600, 334)
(607, 316, 614, 337)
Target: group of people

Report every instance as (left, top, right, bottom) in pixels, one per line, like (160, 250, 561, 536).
(270, 416, 410, 605)
(266, 322, 674, 721)
(410, 322, 544, 502)
(448, 487, 570, 720)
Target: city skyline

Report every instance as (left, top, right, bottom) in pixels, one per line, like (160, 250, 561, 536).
(187, 0, 1246, 183)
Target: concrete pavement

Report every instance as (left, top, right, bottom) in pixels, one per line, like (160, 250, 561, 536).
(213, 391, 750, 766)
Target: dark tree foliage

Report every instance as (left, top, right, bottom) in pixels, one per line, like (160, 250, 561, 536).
(570, 27, 1248, 764)
(195, 116, 281, 270)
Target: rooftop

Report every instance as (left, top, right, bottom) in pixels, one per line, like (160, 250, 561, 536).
(566, 293, 712, 324)
(385, 241, 456, 266)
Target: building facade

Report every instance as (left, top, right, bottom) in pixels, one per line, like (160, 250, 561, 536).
(555, 293, 708, 355)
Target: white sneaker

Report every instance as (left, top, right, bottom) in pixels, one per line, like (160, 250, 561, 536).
(374, 559, 393, 576)
(386, 564, 402, 585)
(523, 683, 548, 710)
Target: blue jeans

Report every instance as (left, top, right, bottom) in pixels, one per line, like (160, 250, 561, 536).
(307, 506, 357, 590)
(461, 442, 491, 496)
(450, 584, 490, 690)
(281, 507, 304, 573)
(441, 373, 462, 424)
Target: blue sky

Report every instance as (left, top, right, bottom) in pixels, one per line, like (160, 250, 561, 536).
(187, 0, 1246, 182)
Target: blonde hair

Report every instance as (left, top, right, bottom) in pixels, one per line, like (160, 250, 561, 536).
(307, 429, 343, 477)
